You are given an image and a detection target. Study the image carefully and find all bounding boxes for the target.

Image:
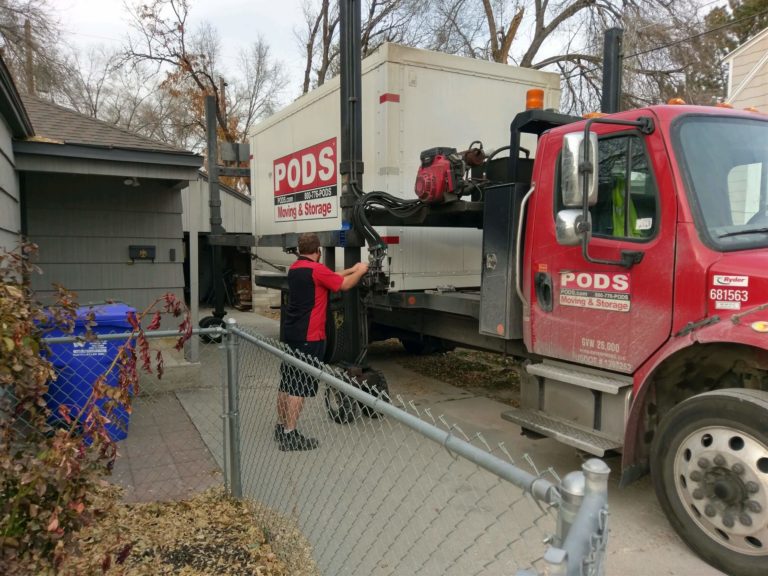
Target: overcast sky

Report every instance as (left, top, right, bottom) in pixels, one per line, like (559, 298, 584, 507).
(57, 0, 309, 97)
(55, 0, 729, 102)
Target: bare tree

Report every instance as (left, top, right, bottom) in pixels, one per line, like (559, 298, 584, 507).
(0, 0, 66, 94)
(297, 0, 432, 93)
(55, 47, 117, 117)
(297, 0, 339, 93)
(122, 0, 285, 148)
(231, 39, 286, 138)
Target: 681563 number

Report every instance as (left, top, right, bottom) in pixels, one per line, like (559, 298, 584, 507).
(709, 288, 749, 302)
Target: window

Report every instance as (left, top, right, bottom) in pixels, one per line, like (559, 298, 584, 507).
(674, 115, 768, 251)
(727, 162, 763, 225)
(590, 135, 658, 240)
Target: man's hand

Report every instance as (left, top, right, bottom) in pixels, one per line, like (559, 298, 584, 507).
(340, 261, 370, 291)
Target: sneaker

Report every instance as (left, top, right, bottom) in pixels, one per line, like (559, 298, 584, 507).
(274, 423, 285, 441)
(279, 429, 319, 452)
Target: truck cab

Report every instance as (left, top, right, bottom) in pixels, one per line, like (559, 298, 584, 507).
(506, 104, 768, 576)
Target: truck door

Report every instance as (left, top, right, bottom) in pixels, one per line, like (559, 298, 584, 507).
(528, 127, 676, 373)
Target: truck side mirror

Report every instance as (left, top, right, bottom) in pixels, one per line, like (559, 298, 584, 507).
(556, 209, 592, 246)
(561, 132, 598, 208)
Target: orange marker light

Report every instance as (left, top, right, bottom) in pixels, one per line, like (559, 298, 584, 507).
(526, 89, 544, 110)
(582, 112, 606, 119)
(668, 98, 686, 105)
(715, 102, 734, 108)
(745, 106, 761, 113)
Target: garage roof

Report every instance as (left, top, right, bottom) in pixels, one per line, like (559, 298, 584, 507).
(14, 96, 202, 178)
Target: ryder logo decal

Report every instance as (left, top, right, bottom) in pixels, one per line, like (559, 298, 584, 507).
(273, 138, 338, 222)
(559, 272, 631, 313)
(713, 275, 749, 287)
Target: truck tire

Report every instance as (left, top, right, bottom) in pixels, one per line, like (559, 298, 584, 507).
(650, 389, 768, 576)
(324, 386, 359, 424)
(358, 369, 390, 419)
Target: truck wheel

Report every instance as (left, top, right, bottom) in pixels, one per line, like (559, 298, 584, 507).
(324, 386, 359, 424)
(358, 369, 390, 419)
(400, 336, 452, 355)
(650, 389, 768, 576)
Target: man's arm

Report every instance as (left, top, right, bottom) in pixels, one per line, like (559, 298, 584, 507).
(340, 262, 368, 291)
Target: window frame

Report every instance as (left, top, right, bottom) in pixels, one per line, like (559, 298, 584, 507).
(554, 129, 660, 244)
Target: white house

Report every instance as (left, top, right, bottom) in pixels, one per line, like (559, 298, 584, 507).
(724, 26, 768, 110)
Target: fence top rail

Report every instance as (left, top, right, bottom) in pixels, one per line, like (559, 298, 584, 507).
(229, 324, 561, 507)
(42, 327, 223, 344)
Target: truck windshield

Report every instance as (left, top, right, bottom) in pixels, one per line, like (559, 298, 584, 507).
(674, 115, 768, 251)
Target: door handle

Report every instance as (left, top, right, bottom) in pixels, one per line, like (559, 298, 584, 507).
(534, 272, 554, 313)
(620, 250, 644, 268)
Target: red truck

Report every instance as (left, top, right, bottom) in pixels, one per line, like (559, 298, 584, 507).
(257, 97, 768, 576)
(493, 101, 768, 576)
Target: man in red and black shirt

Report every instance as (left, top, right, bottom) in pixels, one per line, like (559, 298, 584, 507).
(277, 232, 368, 451)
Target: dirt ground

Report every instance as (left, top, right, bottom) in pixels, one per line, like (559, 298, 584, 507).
(371, 340, 522, 407)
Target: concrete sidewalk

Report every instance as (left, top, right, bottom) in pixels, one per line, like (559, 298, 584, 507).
(109, 307, 279, 503)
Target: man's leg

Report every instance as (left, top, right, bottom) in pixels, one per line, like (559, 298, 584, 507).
(284, 395, 305, 431)
(277, 391, 289, 427)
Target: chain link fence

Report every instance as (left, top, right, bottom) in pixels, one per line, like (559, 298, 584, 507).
(40, 329, 226, 503)
(228, 323, 610, 576)
(34, 321, 610, 575)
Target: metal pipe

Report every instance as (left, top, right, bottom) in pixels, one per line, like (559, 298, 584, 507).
(556, 470, 586, 546)
(42, 327, 223, 344)
(205, 95, 226, 320)
(224, 318, 243, 498)
(601, 28, 623, 114)
(515, 185, 535, 309)
(560, 458, 610, 575)
(231, 326, 560, 504)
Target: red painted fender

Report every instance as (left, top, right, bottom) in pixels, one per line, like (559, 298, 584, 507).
(622, 313, 768, 477)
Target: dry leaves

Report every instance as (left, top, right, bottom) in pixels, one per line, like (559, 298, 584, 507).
(372, 341, 522, 406)
(57, 487, 316, 576)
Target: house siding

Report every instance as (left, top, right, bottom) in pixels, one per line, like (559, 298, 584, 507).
(728, 32, 768, 110)
(0, 114, 20, 252)
(181, 179, 252, 234)
(26, 173, 185, 311)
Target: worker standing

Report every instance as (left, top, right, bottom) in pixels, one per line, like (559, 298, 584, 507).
(276, 232, 368, 451)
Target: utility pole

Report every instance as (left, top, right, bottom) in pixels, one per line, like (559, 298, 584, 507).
(24, 20, 35, 95)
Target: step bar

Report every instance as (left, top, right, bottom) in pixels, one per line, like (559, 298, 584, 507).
(526, 361, 632, 395)
(501, 408, 622, 456)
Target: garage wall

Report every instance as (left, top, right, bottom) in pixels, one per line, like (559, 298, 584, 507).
(0, 114, 20, 252)
(181, 178, 252, 234)
(25, 173, 185, 311)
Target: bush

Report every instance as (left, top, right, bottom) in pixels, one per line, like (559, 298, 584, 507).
(0, 245, 191, 573)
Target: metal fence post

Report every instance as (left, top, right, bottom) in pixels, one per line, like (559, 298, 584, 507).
(224, 318, 243, 498)
(556, 470, 586, 546)
(581, 458, 610, 576)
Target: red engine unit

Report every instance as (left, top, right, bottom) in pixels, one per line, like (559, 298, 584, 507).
(414, 147, 463, 203)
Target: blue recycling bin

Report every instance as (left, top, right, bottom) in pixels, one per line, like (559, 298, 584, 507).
(45, 303, 136, 441)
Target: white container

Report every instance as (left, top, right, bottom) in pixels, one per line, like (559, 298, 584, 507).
(250, 43, 560, 290)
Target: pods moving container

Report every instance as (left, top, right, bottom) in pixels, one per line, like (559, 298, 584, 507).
(250, 43, 560, 290)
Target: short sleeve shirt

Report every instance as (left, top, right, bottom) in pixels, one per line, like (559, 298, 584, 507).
(283, 256, 344, 342)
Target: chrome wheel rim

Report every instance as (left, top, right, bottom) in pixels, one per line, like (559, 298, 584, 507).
(674, 425, 768, 556)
